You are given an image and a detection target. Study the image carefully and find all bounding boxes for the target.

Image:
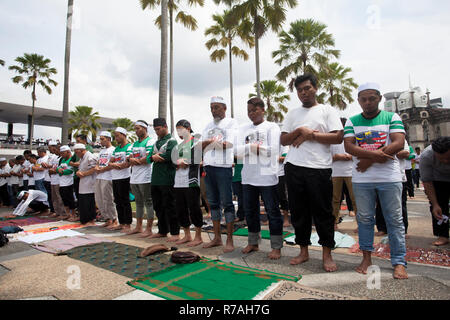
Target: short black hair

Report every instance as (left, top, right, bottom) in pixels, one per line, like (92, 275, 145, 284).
(294, 73, 318, 90)
(76, 134, 87, 141)
(415, 147, 420, 151)
(23, 150, 32, 156)
(432, 137, 450, 154)
(29, 154, 38, 160)
(15, 155, 24, 161)
(136, 120, 148, 127)
(247, 97, 265, 109)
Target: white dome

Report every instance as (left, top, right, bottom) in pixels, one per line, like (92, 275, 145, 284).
(397, 87, 427, 111)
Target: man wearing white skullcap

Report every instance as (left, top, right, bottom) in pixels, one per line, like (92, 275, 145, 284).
(0, 158, 10, 207)
(47, 144, 66, 219)
(108, 127, 133, 232)
(200, 96, 238, 253)
(344, 82, 408, 279)
(94, 131, 118, 229)
(57, 146, 76, 220)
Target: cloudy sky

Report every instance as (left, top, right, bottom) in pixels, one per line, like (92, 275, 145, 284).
(1, 0, 449, 140)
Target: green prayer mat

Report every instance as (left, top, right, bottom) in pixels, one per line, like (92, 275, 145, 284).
(127, 258, 301, 300)
(232, 228, 293, 240)
(64, 242, 175, 279)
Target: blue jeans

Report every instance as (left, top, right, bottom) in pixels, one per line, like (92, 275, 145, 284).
(204, 166, 235, 224)
(34, 179, 47, 194)
(242, 184, 283, 249)
(353, 182, 406, 267)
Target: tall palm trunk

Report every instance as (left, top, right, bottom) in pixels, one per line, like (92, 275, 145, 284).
(62, 0, 73, 144)
(159, 0, 169, 120)
(169, 5, 174, 133)
(228, 41, 234, 118)
(254, 15, 261, 99)
(30, 80, 36, 149)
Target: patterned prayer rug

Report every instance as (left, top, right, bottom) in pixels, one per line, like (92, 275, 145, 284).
(31, 235, 114, 255)
(127, 258, 301, 300)
(64, 242, 175, 279)
(233, 228, 294, 240)
(24, 223, 83, 234)
(0, 217, 58, 228)
(261, 281, 363, 300)
(349, 243, 450, 267)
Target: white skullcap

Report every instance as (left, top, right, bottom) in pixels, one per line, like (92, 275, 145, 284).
(114, 127, 127, 136)
(73, 143, 86, 150)
(210, 96, 226, 105)
(48, 140, 57, 146)
(60, 145, 71, 152)
(0, 157, 6, 161)
(358, 82, 381, 95)
(135, 121, 148, 129)
(100, 131, 112, 138)
(17, 191, 26, 200)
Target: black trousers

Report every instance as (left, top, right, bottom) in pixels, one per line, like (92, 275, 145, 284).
(285, 163, 335, 248)
(29, 200, 49, 213)
(44, 181, 54, 212)
(60, 185, 76, 210)
(11, 184, 20, 207)
(232, 181, 245, 219)
(152, 185, 179, 236)
(276, 175, 289, 211)
(174, 187, 203, 229)
(0, 184, 10, 206)
(430, 181, 449, 238)
(341, 182, 354, 212)
(78, 193, 96, 224)
(405, 169, 414, 197)
(375, 182, 409, 234)
(112, 178, 133, 225)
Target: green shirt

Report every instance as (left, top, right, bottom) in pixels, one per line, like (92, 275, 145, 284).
(111, 143, 133, 180)
(233, 163, 243, 183)
(147, 134, 177, 186)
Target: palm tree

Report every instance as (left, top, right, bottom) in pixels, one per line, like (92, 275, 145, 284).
(205, 10, 254, 118)
(215, 0, 298, 98)
(8, 53, 58, 148)
(140, 0, 204, 132)
(319, 62, 358, 110)
(62, 0, 74, 145)
(111, 118, 138, 145)
(68, 106, 101, 142)
(249, 80, 290, 123)
(272, 19, 340, 91)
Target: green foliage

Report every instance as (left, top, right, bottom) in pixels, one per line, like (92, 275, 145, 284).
(110, 118, 138, 145)
(249, 80, 290, 123)
(68, 106, 101, 141)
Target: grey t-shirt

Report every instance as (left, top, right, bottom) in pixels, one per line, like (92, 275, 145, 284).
(419, 145, 450, 182)
(78, 151, 98, 194)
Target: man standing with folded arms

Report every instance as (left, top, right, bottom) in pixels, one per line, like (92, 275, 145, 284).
(94, 131, 118, 229)
(281, 73, 343, 272)
(344, 82, 408, 280)
(127, 121, 155, 237)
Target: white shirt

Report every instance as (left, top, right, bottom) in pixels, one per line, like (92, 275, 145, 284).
(398, 141, 410, 183)
(10, 164, 22, 185)
(44, 153, 56, 182)
(34, 155, 48, 181)
(236, 121, 281, 187)
(96, 146, 115, 181)
(13, 190, 48, 216)
(202, 117, 238, 168)
(282, 104, 343, 169)
(78, 151, 97, 194)
(0, 165, 7, 187)
(22, 160, 30, 181)
(278, 145, 289, 177)
(415, 154, 421, 170)
(331, 142, 353, 177)
(130, 138, 155, 185)
(5, 164, 12, 186)
(50, 155, 61, 185)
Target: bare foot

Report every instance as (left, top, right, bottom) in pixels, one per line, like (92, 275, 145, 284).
(355, 259, 372, 274)
(349, 211, 356, 217)
(203, 238, 222, 249)
(48, 212, 59, 218)
(268, 249, 281, 260)
(290, 253, 309, 265)
(139, 229, 153, 238)
(323, 256, 338, 272)
(121, 225, 131, 233)
(100, 220, 112, 228)
(125, 228, 143, 235)
(108, 224, 123, 231)
(187, 239, 203, 247)
(167, 235, 180, 242)
(81, 221, 96, 227)
(393, 265, 408, 279)
(176, 236, 192, 245)
(223, 239, 235, 253)
(242, 245, 259, 254)
(334, 224, 339, 231)
(148, 233, 167, 239)
(261, 220, 269, 225)
(375, 231, 387, 237)
(432, 237, 449, 246)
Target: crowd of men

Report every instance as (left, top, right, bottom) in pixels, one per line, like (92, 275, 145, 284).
(0, 73, 449, 281)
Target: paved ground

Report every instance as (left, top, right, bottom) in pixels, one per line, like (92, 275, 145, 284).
(0, 188, 448, 300)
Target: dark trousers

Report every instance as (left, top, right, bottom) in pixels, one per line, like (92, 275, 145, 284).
(376, 183, 409, 234)
(73, 176, 80, 207)
(78, 193, 96, 224)
(29, 200, 49, 213)
(152, 185, 179, 236)
(232, 181, 245, 220)
(112, 178, 132, 225)
(60, 185, 76, 210)
(276, 175, 289, 211)
(174, 187, 203, 228)
(430, 181, 449, 238)
(405, 169, 414, 197)
(44, 181, 54, 212)
(413, 169, 420, 188)
(285, 163, 335, 248)
(341, 182, 354, 212)
(0, 184, 10, 206)
(243, 184, 283, 236)
(22, 180, 29, 191)
(11, 184, 20, 207)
